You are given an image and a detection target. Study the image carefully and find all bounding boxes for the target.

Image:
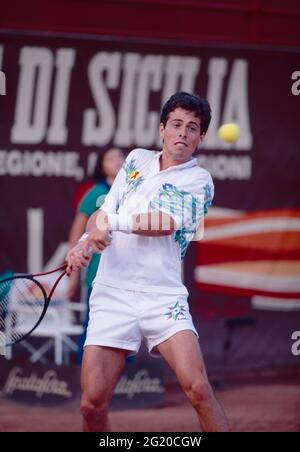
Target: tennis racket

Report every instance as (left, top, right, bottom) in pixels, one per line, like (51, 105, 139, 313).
(0, 264, 67, 346)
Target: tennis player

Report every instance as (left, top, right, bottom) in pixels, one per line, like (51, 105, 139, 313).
(66, 92, 229, 432)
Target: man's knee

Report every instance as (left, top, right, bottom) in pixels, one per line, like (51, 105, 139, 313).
(184, 379, 213, 407)
(81, 393, 109, 421)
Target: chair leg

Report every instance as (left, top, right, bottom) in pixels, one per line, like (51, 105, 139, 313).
(5, 345, 12, 360)
(54, 336, 63, 365)
(28, 339, 53, 364)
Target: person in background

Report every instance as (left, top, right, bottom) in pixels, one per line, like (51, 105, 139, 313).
(68, 147, 125, 361)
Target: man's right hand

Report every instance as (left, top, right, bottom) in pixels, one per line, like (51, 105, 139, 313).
(66, 226, 111, 276)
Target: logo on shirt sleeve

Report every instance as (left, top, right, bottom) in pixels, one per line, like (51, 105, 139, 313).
(150, 183, 205, 259)
(120, 158, 144, 205)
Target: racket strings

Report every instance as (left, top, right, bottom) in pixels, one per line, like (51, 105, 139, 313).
(0, 278, 45, 345)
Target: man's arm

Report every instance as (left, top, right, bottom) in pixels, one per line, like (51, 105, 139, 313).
(66, 210, 111, 275)
(67, 212, 89, 297)
(87, 209, 177, 237)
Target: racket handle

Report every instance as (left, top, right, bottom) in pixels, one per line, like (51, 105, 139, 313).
(35, 263, 67, 276)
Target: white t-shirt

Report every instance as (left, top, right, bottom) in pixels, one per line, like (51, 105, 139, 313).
(94, 148, 214, 294)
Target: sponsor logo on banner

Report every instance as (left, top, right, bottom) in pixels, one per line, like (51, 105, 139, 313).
(0, 358, 164, 408)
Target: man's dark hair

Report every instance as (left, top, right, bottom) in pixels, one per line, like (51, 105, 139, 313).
(160, 92, 211, 134)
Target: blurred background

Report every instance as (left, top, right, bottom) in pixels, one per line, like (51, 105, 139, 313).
(0, 0, 300, 432)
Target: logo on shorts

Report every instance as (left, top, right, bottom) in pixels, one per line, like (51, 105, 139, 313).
(164, 300, 187, 321)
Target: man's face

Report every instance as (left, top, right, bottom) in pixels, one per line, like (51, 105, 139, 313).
(160, 108, 204, 162)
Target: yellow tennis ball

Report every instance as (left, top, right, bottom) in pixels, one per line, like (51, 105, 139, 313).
(218, 123, 240, 143)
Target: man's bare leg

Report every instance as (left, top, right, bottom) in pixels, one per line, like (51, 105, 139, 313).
(81, 345, 127, 432)
(157, 330, 229, 432)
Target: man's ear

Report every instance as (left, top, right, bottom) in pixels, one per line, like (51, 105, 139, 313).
(194, 133, 205, 153)
(159, 123, 165, 141)
(199, 133, 205, 145)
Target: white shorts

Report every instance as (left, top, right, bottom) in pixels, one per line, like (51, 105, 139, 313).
(84, 282, 199, 357)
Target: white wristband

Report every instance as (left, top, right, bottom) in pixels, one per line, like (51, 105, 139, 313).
(78, 232, 89, 243)
(107, 212, 133, 233)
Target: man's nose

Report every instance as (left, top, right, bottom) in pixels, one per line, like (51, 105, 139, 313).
(179, 127, 187, 138)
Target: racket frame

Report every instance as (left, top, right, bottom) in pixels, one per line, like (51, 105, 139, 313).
(0, 264, 67, 346)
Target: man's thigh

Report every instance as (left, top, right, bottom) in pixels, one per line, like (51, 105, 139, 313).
(81, 345, 127, 402)
(157, 330, 209, 386)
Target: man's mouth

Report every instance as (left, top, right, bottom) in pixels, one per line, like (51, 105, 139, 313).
(174, 141, 187, 146)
